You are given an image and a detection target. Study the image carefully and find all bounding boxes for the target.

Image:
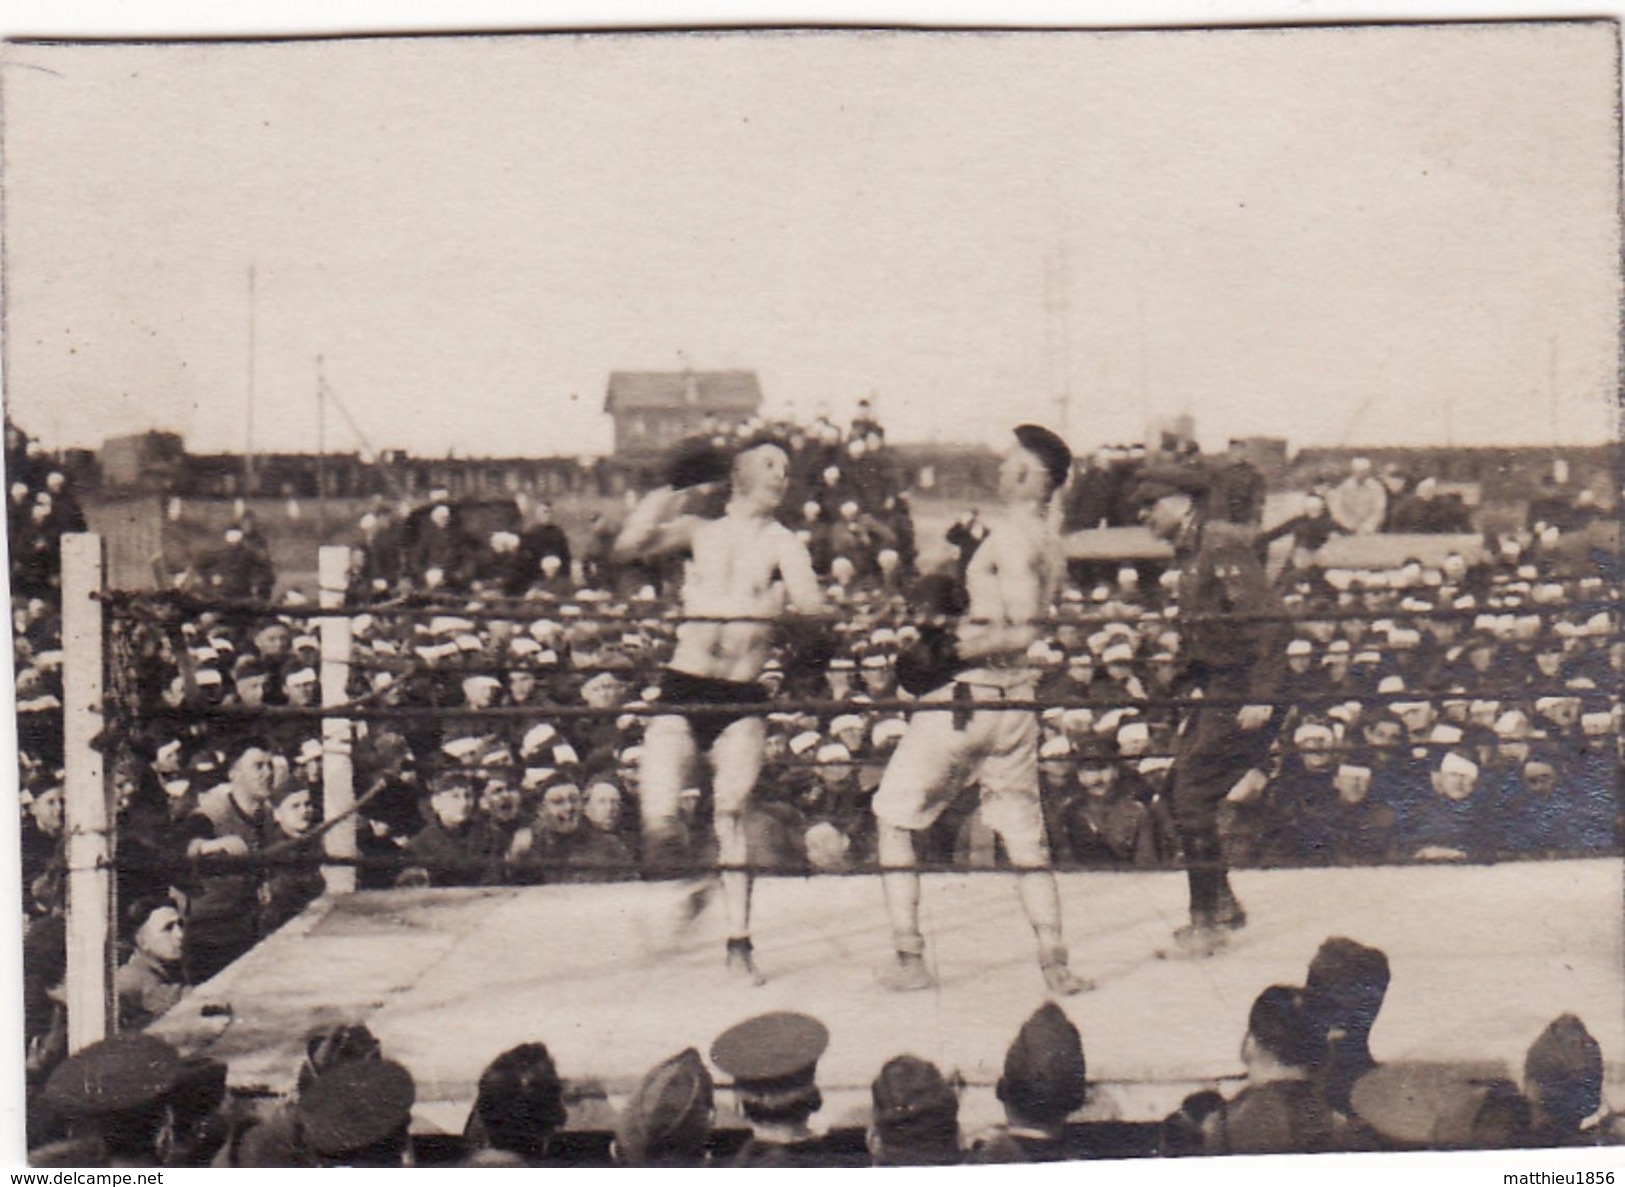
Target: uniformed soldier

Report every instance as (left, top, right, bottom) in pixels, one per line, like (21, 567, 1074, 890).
(710, 1011, 831, 1167)
(1143, 490, 1289, 956)
(34, 1033, 188, 1166)
(115, 896, 189, 1030)
(967, 1002, 1086, 1163)
(614, 1048, 715, 1167)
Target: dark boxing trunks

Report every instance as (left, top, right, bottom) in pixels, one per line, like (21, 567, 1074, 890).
(658, 667, 769, 752)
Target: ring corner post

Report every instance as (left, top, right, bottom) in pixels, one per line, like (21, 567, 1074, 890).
(317, 545, 357, 895)
(62, 532, 111, 1052)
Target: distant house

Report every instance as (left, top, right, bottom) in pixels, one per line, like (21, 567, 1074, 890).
(603, 370, 762, 457)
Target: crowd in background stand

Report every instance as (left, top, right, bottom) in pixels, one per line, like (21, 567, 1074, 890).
(9, 411, 1623, 1163)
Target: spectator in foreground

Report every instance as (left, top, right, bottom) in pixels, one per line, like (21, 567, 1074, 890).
(614, 1048, 714, 1168)
(1205, 985, 1335, 1155)
(35, 1034, 188, 1167)
(710, 1011, 830, 1167)
(968, 1002, 1087, 1163)
(1302, 937, 1390, 1116)
(1522, 1015, 1608, 1147)
(296, 1059, 416, 1167)
(463, 1042, 568, 1166)
(867, 1055, 962, 1166)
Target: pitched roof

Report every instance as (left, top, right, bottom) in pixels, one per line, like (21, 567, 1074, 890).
(604, 371, 762, 414)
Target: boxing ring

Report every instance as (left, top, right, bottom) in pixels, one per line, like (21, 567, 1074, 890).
(146, 859, 1625, 1133)
(50, 534, 1625, 1137)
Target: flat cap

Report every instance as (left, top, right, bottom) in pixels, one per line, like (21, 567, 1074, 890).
(615, 1048, 714, 1165)
(710, 1012, 828, 1097)
(298, 1059, 415, 1156)
(44, 1034, 184, 1118)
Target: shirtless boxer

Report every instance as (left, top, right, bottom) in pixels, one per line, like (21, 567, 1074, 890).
(873, 424, 1090, 995)
(614, 437, 825, 984)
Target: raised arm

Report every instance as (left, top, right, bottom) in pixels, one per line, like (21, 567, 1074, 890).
(612, 485, 708, 563)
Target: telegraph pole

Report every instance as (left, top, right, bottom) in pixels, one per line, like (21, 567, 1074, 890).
(244, 265, 257, 496)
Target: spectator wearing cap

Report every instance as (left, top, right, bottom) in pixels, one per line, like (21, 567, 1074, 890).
(257, 782, 326, 936)
(20, 778, 65, 915)
(615, 1048, 715, 1167)
(1037, 647, 1096, 704)
(582, 776, 636, 852)
(34, 1034, 193, 1167)
(401, 772, 483, 887)
(298, 1059, 416, 1167)
(1289, 728, 1397, 866)
(1206, 986, 1336, 1155)
(1260, 491, 1343, 566)
(1390, 475, 1473, 534)
(462, 1042, 567, 1165)
(513, 775, 635, 884)
(1303, 937, 1390, 1116)
(196, 525, 270, 600)
(408, 499, 469, 592)
(1523, 1015, 1613, 1146)
(711, 1012, 831, 1167)
(1098, 638, 1148, 701)
(515, 500, 573, 597)
(224, 655, 268, 711)
(283, 664, 318, 711)
(176, 736, 277, 982)
(115, 897, 189, 1031)
(867, 1055, 962, 1166)
(1491, 745, 1594, 857)
(1060, 737, 1158, 868)
(1327, 458, 1387, 535)
(797, 740, 869, 858)
(1210, 438, 1267, 527)
(1401, 749, 1487, 861)
(968, 1003, 1087, 1163)
(858, 650, 895, 698)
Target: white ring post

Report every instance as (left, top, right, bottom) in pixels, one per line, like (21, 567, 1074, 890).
(318, 546, 357, 894)
(62, 533, 112, 1051)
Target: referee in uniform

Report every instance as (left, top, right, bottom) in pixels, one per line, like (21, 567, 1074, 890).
(1144, 488, 1288, 957)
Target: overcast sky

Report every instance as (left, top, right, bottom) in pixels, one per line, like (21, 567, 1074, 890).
(2, 22, 1618, 457)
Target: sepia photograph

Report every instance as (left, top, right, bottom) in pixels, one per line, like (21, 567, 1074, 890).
(2, 8, 1621, 1173)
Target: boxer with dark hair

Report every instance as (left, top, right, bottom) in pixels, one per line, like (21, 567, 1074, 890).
(872, 424, 1089, 995)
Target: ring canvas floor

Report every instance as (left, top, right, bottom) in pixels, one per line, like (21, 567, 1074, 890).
(149, 858, 1624, 1135)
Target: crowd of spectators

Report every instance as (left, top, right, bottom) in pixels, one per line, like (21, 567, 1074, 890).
(11, 410, 1622, 1157)
(28, 933, 1621, 1166)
